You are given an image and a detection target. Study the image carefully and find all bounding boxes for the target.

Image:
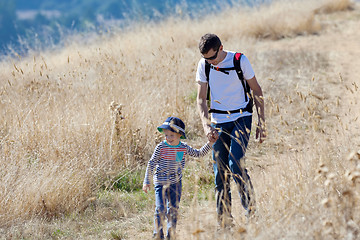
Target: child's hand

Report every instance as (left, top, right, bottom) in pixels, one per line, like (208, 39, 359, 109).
(142, 184, 150, 193)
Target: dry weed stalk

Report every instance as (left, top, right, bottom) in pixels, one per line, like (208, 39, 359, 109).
(318, 150, 360, 239)
(109, 101, 124, 165)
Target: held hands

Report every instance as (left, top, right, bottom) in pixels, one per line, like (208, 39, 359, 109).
(142, 184, 150, 193)
(205, 125, 219, 145)
(205, 121, 266, 144)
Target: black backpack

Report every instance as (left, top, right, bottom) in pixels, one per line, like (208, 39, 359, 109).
(205, 52, 253, 114)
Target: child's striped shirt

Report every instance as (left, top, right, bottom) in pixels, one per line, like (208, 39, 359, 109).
(143, 141, 212, 186)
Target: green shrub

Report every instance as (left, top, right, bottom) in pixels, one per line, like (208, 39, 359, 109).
(107, 168, 145, 192)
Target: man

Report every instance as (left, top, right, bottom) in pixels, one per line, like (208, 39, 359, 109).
(196, 33, 266, 227)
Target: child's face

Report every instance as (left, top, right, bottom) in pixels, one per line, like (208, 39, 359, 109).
(163, 129, 181, 146)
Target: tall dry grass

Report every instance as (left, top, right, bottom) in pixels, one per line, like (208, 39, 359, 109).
(0, 0, 358, 239)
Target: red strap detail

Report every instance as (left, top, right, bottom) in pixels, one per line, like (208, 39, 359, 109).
(235, 52, 242, 61)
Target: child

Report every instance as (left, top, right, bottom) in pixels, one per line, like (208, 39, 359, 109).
(143, 117, 217, 240)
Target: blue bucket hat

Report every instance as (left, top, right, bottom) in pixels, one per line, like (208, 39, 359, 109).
(157, 117, 186, 139)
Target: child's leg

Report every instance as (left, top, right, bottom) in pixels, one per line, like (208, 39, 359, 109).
(154, 185, 166, 239)
(166, 181, 182, 238)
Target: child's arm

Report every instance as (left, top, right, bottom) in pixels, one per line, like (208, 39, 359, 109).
(143, 160, 152, 193)
(142, 143, 162, 193)
(185, 133, 218, 158)
(186, 142, 211, 158)
(143, 161, 153, 193)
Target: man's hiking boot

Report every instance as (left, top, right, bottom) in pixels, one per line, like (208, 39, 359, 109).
(218, 214, 235, 229)
(152, 233, 164, 240)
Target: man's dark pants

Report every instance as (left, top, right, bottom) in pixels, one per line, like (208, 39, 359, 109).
(212, 115, 255, 224)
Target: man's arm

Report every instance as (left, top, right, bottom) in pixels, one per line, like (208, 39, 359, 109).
(246, 76, 266, 143)
(197, 82, 218, 142)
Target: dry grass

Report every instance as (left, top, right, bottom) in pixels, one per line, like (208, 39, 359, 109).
(0, 0, 359, 239)
(315, 0, 354, 13)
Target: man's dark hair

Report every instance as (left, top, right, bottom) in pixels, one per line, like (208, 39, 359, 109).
(199, 33, 222, 54)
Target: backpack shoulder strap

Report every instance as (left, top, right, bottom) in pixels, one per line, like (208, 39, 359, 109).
(233, 52, 242, 72)
(233, 52, 251, 101)
(205, 61, 211, 100)
(205, 61, 211, 82)
(233, 52, 244, 82)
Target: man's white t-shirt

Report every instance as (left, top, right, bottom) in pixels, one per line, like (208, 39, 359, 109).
(196, 51, 255, 124)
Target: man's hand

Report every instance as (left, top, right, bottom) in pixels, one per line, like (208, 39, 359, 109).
(247, 76, 266, 143)
(142, 184, 150, 193)
(256, 122, 266, 143)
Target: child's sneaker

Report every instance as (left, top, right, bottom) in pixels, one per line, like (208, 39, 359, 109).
(245, 204, 256, 218)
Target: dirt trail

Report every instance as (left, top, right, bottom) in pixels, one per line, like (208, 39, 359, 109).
(175, 5, 360, 240)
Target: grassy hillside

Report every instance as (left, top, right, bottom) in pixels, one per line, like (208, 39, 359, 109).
(0, 0, 359, 239)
